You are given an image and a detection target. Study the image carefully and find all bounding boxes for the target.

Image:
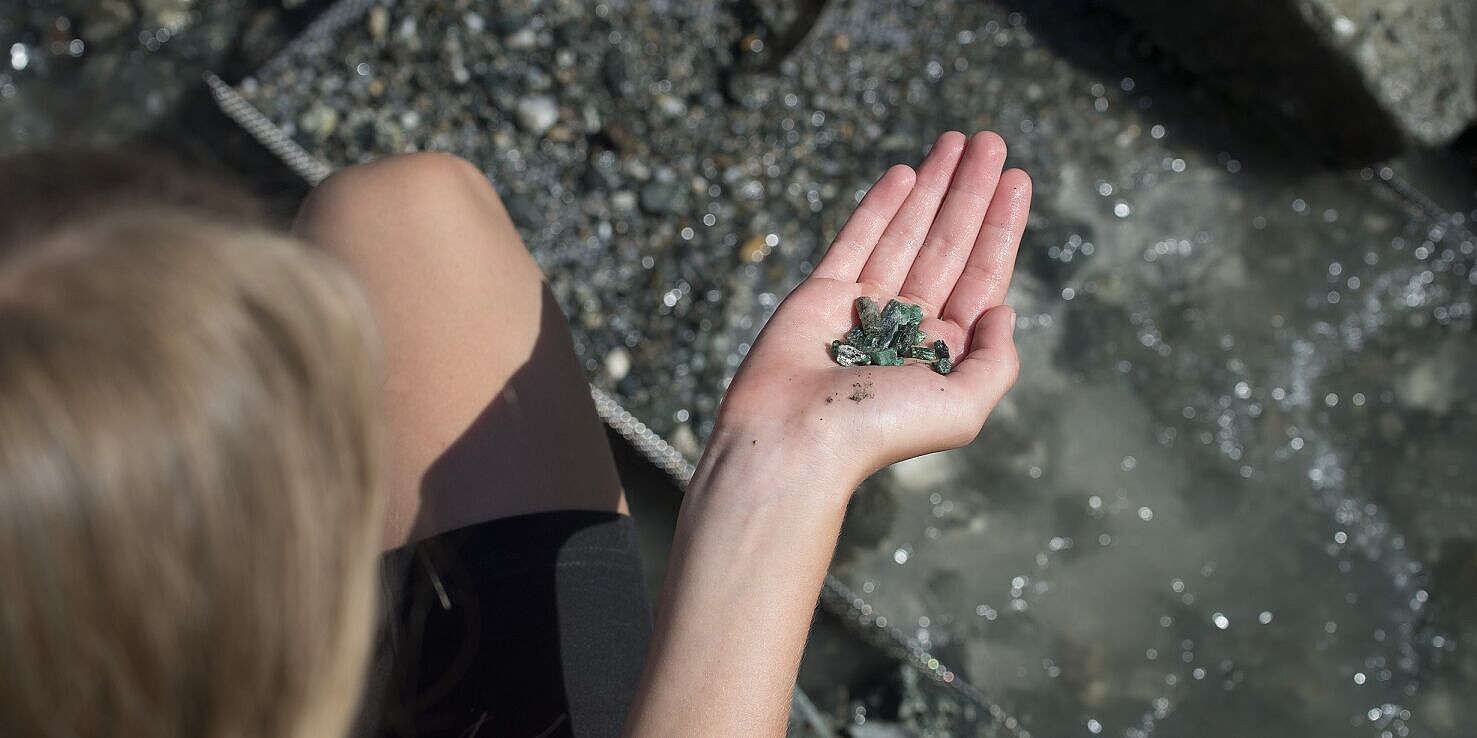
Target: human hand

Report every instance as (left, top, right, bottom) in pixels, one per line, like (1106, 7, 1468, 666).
(715, 131, 1032, 491)
(630, 134, 1031, 736)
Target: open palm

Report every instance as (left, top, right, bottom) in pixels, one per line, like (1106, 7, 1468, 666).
(721, 132, 1033, 479)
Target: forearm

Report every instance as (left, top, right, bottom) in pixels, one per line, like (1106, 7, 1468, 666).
(624, 424, 858, 737)
(624, 127, 1028, 736)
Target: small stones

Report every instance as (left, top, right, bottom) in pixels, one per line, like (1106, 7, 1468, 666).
(932, 339, 953, 375)
(832, 341, 871, 367)
(857, 296, 883, 340)
(137, 0, 195, 32)
(870, 347, 902, 366)
(299, 103, 339, 141)
(738, 233, 778, 263)
(514, 95, 559, 135)
(830, 297, 952, 374)
(80, 0, 136, 43)
(638, 180, 681, 215)
(876, 298, 925, 351)
(604, 347, 632, 381)
(610, 190, 637, 212)
(504, 27, 538, 50)
(901, 344, 938, 362)
(367, 6, 390, 42)
(655, 94, 688, 117)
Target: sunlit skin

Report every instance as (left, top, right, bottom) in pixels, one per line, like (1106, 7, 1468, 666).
(721, 130, 1034, 486)
(626, 130, 1033, 737)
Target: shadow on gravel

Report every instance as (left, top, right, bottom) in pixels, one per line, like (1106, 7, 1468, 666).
(997, 0, 1388, 174)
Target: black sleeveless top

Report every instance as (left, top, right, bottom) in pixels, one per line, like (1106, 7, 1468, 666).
(356, 511, 652, 738)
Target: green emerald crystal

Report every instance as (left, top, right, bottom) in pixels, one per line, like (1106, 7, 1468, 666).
(901, 344, 937, 362)
(868, 347, 902, 366)
(931, 340, 952, 375)
(830, 298, 953, 375)
(855, 296, 883, 343)
(877, 299, 911, 348)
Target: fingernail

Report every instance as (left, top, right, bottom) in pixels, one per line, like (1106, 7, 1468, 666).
(1008, 308, 1018, 335)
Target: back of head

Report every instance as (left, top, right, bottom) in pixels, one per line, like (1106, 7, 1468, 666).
(0, 150, 384, 738)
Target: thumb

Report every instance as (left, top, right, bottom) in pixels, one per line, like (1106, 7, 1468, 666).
(949, 305, 1020, 420)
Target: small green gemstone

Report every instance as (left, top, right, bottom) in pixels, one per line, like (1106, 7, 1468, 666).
(880, 299, 912, 324)
(833, 342, 871, 366)
(933, 339, 950, 361)
(878, 299, 912, 348)
(868, 347, 902, 366)
(832, 298, 936, 371)
(892, 323, 925, 351)
(901, 344, 937, 362)
(856, 296, 882, 335)
(933, 356, 953, 375)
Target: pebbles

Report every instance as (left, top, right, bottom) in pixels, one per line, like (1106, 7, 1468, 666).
(299, 103, 338, 140)
(637, 180, 680, 215)
(603, 347, 632, 381)
(513, 95, 559, 135)
(366, 6, 389, 41)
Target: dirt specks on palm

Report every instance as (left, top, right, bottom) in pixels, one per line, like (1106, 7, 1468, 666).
(849, 380, 875, 402)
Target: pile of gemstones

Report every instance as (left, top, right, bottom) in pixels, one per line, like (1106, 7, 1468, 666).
(829, 297, 952, 375)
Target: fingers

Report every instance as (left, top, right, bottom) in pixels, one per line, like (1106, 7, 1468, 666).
(940, 168, 1032, 328)
(856, 131, 968, 294)
(810, 165, 916, 282)
(897, 132, 1008, 312)
(948, 304, 1019, 418)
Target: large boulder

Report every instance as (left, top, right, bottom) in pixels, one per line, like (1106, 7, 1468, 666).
(1101, 0, 1477, 162)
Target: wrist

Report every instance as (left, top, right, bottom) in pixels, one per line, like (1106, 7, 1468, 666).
(693, 416, 863, 513)
(629, 411, 860, 737)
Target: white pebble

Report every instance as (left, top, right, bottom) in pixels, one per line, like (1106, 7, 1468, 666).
(515, 96, 559, 135)
(604, 347, 631, 381)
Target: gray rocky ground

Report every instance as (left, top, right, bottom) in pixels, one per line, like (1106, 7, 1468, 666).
(4, 0, 1477, 736)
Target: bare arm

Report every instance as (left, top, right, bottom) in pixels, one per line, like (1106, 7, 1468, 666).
(625, 131, 1033, 736)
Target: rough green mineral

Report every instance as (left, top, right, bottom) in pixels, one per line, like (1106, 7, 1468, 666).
(900, 344, 937, 362)
(856, 296, 883, 342)
(829, 297, 952, 375)
(932, 339, 952, 375)
(869, 347, 902, 366)
(831, 340, 871, 367)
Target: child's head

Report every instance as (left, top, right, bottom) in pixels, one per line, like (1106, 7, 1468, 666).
(0, 150, 384, 738)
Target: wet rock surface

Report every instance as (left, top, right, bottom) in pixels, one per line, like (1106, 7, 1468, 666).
(1101, 0, 1477, 160)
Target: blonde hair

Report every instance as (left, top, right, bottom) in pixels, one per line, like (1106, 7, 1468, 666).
(0, 170, 384, 738)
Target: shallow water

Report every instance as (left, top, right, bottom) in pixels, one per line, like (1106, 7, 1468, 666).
(221, 0, 1476, 734)
(817, 7, 1476, 736)
(836, 160, 1475, 735)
